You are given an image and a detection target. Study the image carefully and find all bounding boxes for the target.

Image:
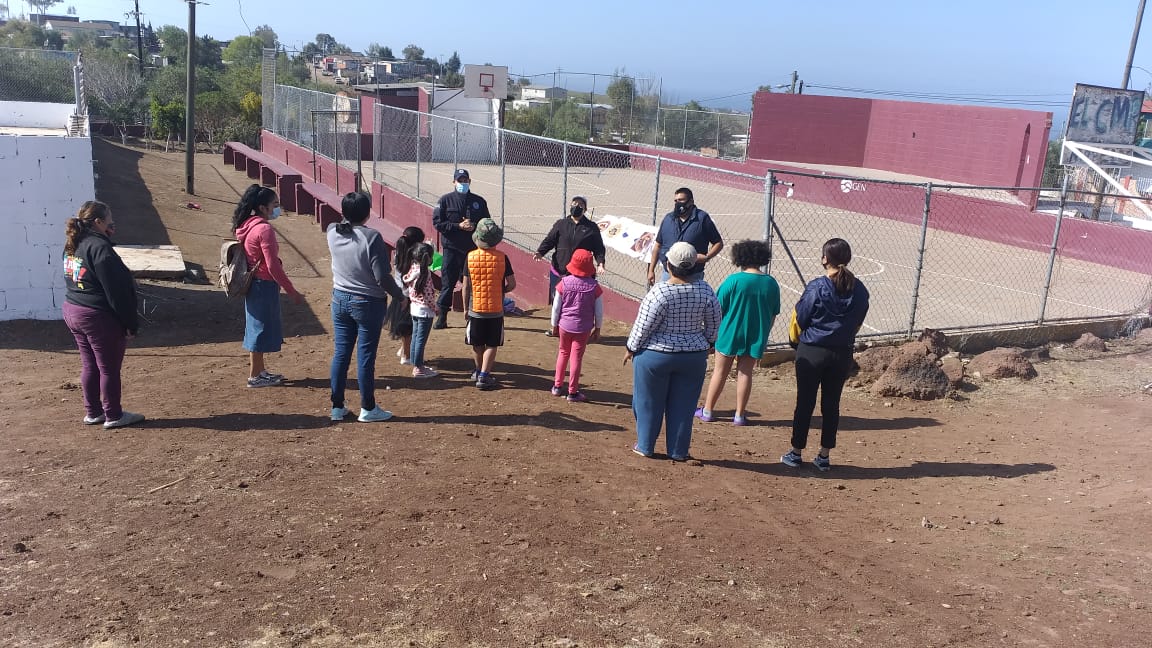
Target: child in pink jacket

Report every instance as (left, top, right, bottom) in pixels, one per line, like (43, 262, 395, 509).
(550, 249, 603, 402)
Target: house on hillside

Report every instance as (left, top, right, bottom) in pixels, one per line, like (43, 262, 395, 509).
(44, 19, 123, 43)
(521, 85, 566, 101)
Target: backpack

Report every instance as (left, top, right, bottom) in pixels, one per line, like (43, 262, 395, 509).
(218, 240, 261, 297)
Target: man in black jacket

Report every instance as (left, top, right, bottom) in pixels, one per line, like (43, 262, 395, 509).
(432, 168, 490, 329)
(534, 195, 606, 306)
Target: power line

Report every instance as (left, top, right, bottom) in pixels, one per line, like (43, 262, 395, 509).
(806, 83, 1071, 108)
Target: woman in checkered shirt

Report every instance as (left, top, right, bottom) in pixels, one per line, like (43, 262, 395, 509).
(624, 242, 722, 461)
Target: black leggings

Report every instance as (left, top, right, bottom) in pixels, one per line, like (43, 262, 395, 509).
(791, 342, 854, 451)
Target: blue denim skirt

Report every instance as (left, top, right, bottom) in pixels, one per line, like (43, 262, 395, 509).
(243, 279, 283, 352)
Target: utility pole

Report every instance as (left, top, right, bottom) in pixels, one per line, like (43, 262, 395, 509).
(1123, 0, 1147, 88)
(184, 0, 197, 195)
(789, 70, 798, 94)
(131, 0, 144, 75)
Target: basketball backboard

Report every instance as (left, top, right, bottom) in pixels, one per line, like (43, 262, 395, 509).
(464, 64, 509, 100)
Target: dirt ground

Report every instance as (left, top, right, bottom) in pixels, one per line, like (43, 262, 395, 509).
(2, 139, 1151, 648)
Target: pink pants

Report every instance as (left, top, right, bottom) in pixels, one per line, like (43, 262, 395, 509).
(554, 328, 591, 392)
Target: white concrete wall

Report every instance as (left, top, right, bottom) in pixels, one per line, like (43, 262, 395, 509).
(431, 95, 499, 164)
(0, 134, 95, 320)
(1, 102, 75, 129)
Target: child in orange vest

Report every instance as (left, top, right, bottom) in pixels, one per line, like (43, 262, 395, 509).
(461, 218, 516, 390)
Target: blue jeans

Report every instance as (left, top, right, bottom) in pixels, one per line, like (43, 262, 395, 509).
(330, 289, 387, 410)
(632, 349, 708, 459)
(410, 315, 433, 367)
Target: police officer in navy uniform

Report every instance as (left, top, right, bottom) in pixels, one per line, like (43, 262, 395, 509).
(432, 169, 491, 329)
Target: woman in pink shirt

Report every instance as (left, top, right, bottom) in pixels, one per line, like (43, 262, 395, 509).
(232, 185, 303, 387)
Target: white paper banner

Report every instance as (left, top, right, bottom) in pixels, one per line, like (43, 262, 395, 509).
(593, 215, 658, 263)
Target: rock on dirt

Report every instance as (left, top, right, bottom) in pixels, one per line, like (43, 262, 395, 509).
(918, 328, 950, 358)
(871, 342, 951, 400)
(1072, 333, 1107, 352)
(940, 356, 965, 387)
(854, 345, 900, 382)
(968, 348, 1038, 380)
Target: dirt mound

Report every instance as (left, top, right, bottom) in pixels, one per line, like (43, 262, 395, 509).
(871, 342, 951, 399)
(968, 347, 1037, 380)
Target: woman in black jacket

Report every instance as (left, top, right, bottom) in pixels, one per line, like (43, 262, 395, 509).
(62, 201, 144, 429)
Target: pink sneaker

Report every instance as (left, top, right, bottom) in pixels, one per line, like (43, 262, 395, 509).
(412, 366, 439, 379)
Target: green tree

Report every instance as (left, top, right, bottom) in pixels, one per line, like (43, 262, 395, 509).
(149, 96, 184, 148)
(222, 34, 264, 68)
(604, 73, 636, 141)
(195, 90, 239, 151)
(402, 44, 423, 61)
(251, 24, 277, 49)
(0, 19, 50, 48)
(545, 100, 590, 143)
(197, 35, 223, 70)
(365, 42, 390, 60)
(445, 51, 461, 75)
(315, 33, 336, 54)
(28, 0, 62, 13)
(503, 104, 548, 136)
(155, 25, 186, 65)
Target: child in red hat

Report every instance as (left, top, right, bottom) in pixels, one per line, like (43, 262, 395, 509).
(549, 249, 603, 402)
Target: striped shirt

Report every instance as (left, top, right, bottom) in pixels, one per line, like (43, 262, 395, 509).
(626, 281, 721, 353)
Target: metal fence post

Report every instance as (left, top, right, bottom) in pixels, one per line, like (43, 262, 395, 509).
(763, 171, 774, 274)
(651, 157, 663, 226)
(453, 120, 459, 171)
(355, 114, 363, 192)
(1038, 175, 1069, 324)
(310, 111, 318, 183)
(499, 128, 507, 228)
(562, 142, 569, 212)
(907, 182, 932, 337)
(421, 112, 426, 199)
(371, 104, 378, 192)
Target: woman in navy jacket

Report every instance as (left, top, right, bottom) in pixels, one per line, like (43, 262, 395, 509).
(781, 238, 869, 472)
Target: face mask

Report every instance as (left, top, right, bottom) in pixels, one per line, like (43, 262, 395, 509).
(673, 202, 689, 217)
(569, 205, 585, 218)
(268, 206, 282, 220)
(455, 182, 469, 193)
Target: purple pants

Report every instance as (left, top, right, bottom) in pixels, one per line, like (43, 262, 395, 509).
(62, 301, 126, 421)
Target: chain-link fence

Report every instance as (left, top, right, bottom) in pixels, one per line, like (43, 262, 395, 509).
(270, 84, 362, 189)
(651, 107, 750, 159)
(366, 102, 1152, 343)
(0, 47, 80, 105)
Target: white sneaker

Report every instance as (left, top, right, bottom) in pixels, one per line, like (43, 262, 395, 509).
(358, 406, 394, 422)
(331, 407, 351, 421)
(83, 414, 106, 425)
(412, 366, 439, 379)
(104, 411, 145, 429)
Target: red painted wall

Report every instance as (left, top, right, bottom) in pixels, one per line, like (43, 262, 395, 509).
(748, 93, 1052, 189)
(748, 94, 870, 166)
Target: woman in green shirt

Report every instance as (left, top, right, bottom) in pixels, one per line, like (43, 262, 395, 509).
(696, 240, 781, 426)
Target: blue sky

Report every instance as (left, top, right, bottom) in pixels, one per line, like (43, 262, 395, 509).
(53, 0, 1152, 126)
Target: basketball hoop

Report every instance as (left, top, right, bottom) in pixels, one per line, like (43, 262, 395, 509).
(479, 73, 494, 98)
(463, 64, 508, 100)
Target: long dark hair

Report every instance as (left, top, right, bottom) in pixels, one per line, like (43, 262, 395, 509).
(335, 191, 372, 235)
(394, 226, 425, 274)
(411, 243, 434, 295)
(64, 200, 110, 255)
(232, 184, 277, 232)
(822, 238, 857, 295)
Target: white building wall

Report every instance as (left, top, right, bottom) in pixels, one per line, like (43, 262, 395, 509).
(2, 102, 75, 129)
(0, 134, 95, 320)
(430, 94, 499, 164)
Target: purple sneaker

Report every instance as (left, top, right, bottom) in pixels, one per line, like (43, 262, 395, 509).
(694, 407, 714, 423)
(733, 415, 748, 426)
(566, 391, 588, 403)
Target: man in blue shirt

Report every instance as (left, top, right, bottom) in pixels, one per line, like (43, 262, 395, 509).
(646, 187, 724, 286)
